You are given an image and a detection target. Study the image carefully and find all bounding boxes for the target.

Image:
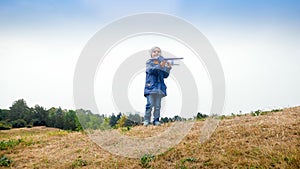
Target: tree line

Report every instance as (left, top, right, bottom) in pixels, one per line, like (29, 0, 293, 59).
(0, 99, 208, 131)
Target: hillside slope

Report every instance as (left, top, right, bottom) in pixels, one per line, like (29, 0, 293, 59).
(0, 107, 299, 168)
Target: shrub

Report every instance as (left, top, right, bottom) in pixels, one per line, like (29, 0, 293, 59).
(72, 158, 88, 167)
(251, 110, 262, 116)
(0, 121, 11, 130)
(0, 155, 12, 166)
(0, 139, 23, 150)
(140, 154, 155, 168)
(271, 109, 282, 112)
(11, 119, 27, 128)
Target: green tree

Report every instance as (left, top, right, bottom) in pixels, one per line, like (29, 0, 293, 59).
(87, 114, 103, 129)
(64, 110, 79, 130)
(75, 109, 104, 130)
(25, 107, 35, 125)
(0, 109, 9, 121)
(9, 99, 30, 122)
(117, 115, 127, 128)
(11, 119, 27, 128)
(54, 107, 64, 129)
(127, 113, 142, 125)
(32, 105, 48, 126)
(196, 112, 208, 120)
(117, 112, 122, 121)
(46, 107, 56, 127)
(109, 113, 118, 128)
(161, 117, 169, 123)
(100, 117, 111, 130)
(75, 109, 89, 129)
(173, 115, 182, 121)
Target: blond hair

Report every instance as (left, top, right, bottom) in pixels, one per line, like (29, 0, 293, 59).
(149, 46, 161, 56)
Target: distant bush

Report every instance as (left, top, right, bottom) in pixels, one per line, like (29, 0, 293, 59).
(30, 118, 45, 126)
(217, 115, 227, 120)
(271, 109, 282, 112)
(250, 110, 276, 116)
(0, 121, 11, 130)
(251, 110, 262, 116)
(11, 119, 27, 128)
(196, 112, 208, 120)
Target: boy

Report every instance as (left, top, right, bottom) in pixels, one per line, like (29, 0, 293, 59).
(143, 47, 172, 126)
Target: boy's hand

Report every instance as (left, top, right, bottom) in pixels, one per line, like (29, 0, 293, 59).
(160, 60, 166, 67)
(166, 62, 172, 68)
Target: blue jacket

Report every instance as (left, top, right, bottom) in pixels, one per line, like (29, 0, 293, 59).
(144, 56, 171, 97)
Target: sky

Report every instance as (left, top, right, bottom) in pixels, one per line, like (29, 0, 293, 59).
(0, 0, 299, 116)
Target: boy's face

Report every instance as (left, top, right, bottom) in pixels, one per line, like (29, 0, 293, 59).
(151, 48, 161, 58)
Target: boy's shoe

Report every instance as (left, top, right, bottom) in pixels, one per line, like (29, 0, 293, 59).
(153, 121, 161, 126)
(143, 121, 150, 126)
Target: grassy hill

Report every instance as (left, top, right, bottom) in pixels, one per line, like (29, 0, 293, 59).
(0, 107, 299, 168)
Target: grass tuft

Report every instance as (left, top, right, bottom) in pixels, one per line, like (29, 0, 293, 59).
(46, 130, 68, 136)
(140, 154, 155, 168)
(0, 138, 23, 150)
(72, 157, 88, 168)
(0, 155, 12, 167)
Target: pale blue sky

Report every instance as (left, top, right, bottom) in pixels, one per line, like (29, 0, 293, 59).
(0, 0, 299, 115)
(1, 0, 299, 27)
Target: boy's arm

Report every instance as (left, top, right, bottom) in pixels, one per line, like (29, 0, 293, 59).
(161, 65, 171, 78)
(146, 59, 162, 75)
(146, 59, 171, 78)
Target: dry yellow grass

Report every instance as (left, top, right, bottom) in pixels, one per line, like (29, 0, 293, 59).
(0, 107, 299, 168)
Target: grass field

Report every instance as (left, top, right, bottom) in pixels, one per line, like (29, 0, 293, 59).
(1, 107, 299, 168)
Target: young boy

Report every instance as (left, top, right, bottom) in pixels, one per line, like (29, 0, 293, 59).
(143, 47, 172, 126)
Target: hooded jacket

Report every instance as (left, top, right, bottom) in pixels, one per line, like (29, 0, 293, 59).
(144, 56, 171, 97)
